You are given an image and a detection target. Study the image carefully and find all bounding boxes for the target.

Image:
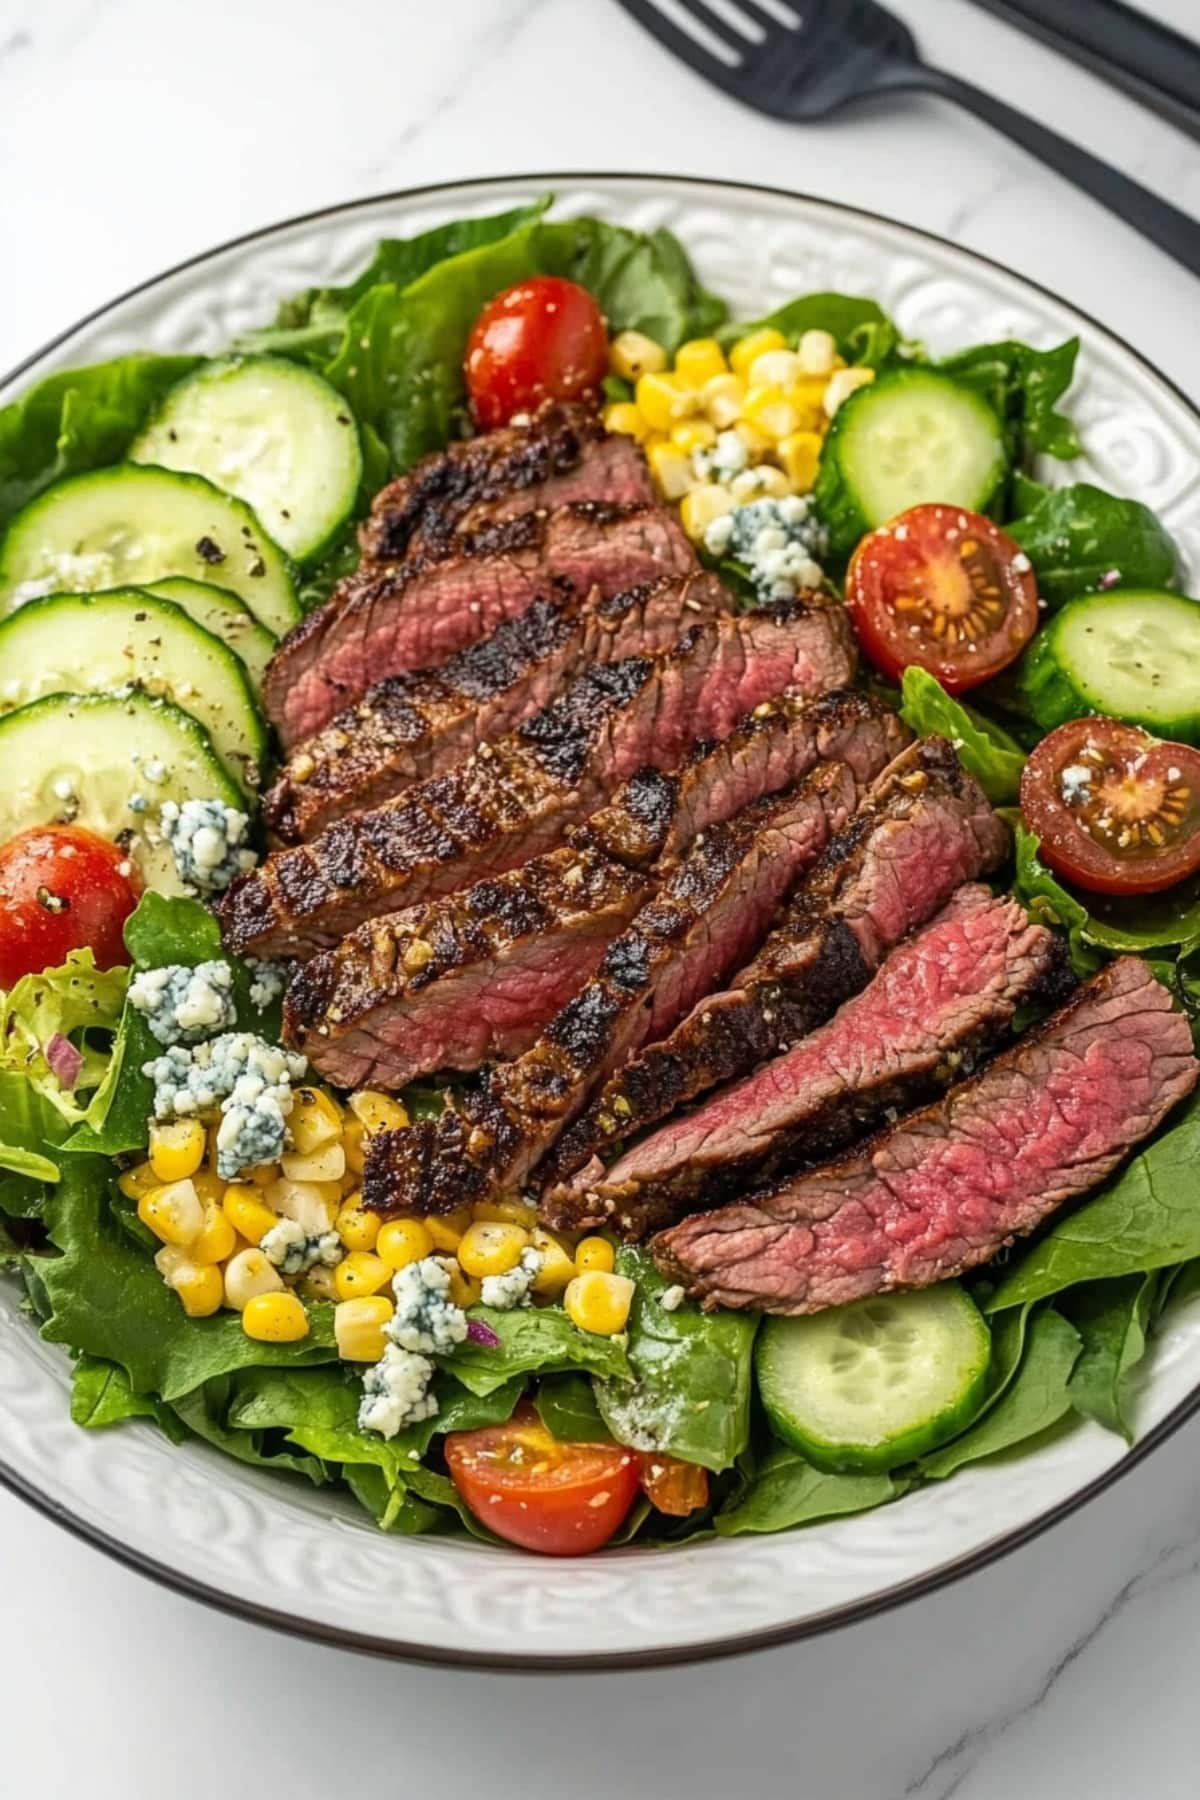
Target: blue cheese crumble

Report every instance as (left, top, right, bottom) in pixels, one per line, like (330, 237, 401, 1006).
(260, 1216, 341, 1275)
(388, 1256, 469, 1354)
(127, 960, 237, 1046)
(480, 1246, 543, 1310)
(358, 1345, 438, 1438)
(142, 1031, 308, 1177)
(245, 956, 289, 1012)
(160, 798, 258, 896)
(703, 494, 828, 602)
(690, 428, 749, 485)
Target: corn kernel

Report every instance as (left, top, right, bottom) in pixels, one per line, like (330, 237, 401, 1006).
(190, 1202, 237, 1266)
(602, 401, 647, 441)
(222, 1184, 279, 1247)
(458, 1220, 529, 1279)
(348, 1090, 409, 1136)
(748, 347, 804, 389)
(117, 1160, 158, 1201)
(730, 418, 772, 459)
(609, 329, 667, 382)
(530, 1227, 576, 1295)
(742, 384, 800, 442)
(731, 464, 790, 502)
(280, 1141, 346, 1184)
(343, 1116, 366, 1176)
(674, 337, 727, 385)
(191, 1168, 227, 1207)
(424, 1205, 473, 1253)
(334, 1250, 392, 1301)
(242, 1291, 309, 1343)
(289, 1086, 343, 1154)
(472, 1197, 538, 1229)
(730, 327, 787, 375)
(148, 1118, 206, 1184)
(377, 1217, 435, 1271)
(268, 1178, 339, 1233)
(680, 483, 734, 544)
(335, 1296, 395, 1363)
(138, 1178, 204, 1248)
(784, 376, 829, 429)
(336, 1193, 381, 1252)
(635, 370, 695, 433)
(575, 1235, 616, 1275)
(444, 1261, 482, 1309)
(564, 1270, 635, 1336)
(301, 1264, 340, 1302)
(702, 372, 747, 429)
(223, 1246, 285, 1311)
(824, 365, 875, 418)
(797, 327, 838, 376)
(647, 440, 694, 502)
(670, 418, 716, 455)
(156, 1251, 223, 1318)
(778, 430, 824, 493)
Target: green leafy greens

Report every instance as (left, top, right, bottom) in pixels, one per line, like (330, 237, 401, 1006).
(1009, 480, 1178, 607)
(899, 667, 1027, 804)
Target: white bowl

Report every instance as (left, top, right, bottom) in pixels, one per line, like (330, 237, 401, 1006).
(2, 174, 1198, 1669)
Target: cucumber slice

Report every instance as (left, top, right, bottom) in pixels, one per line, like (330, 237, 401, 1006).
(0, 690, 244, 896)
(814, 368, 1008, 561)
(755, 1285, 992, 1473)
(145, 577, 277, 690)
(130, 356, 363, 562)
(0, 464, 298, 636)
(1019, 588, 1200, 746)
(0, 588, 267, 792)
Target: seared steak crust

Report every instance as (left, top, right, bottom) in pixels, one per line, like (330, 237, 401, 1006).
(542, 736, 1009, 1183)
(266, 502, 697, 746)
(221, 600, 857, 959)
(361, 760, 870, 1216)
(654, 957, 1199, 1312)
(264, 573, 727, 842)
(547, 886, 1065, 1237)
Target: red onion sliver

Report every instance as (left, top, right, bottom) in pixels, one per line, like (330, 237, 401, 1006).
(46, 1033, 83, 1092)
(466, 1319, 501, 1348)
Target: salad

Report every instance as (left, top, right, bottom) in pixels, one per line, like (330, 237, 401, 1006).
(1, 192, 1198, 1557)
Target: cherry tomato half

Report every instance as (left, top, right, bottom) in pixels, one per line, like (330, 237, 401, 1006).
(635, 1450, 709, 1518)
(1020, 718, 1200, 897)
(465, 277, 608, 429)
(444, 1403, 639, 1555)
(846, 503, 1040, 694)
(0, 825, 140, 989)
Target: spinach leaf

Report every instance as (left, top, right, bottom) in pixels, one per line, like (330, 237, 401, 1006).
(441, 1304, 631, 1397)
(899, 667, 1027, 804)
(919, 1307, 1081, 1476)
(594, 1246, 758, 1472)
(941, 337, 1081, 469)
(715, 1448, 900, 1535)
(344, 1465, 443, 1534)
(988, 1087, 1200, 1310)
(1063, 1272, 1158, 1441)
(722, 292, 900, 366)
(534, 1372, 612, 1443)
(0, 352, 202, 529)
(1013, 824, 1200, 973)
(1009, 482, 1178, 607)
(71, 1353, 186, 1437)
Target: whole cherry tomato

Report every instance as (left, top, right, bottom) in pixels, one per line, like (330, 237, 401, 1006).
(465, 277, 608, 428)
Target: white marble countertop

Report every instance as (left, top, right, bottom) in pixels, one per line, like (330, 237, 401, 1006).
(1, 1, 1198, 1794)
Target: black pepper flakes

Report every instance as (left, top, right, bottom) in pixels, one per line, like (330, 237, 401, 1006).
(195, 536, 225, 565)
(248, 557, 266, 578)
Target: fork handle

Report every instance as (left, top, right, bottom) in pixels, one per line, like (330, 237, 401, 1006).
(922, 66, 1200, 278)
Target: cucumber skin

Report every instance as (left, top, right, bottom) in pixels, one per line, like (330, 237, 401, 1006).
(1019, 600, 1200, 747)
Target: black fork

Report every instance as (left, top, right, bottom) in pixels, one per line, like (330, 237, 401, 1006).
(615, 0, 1200, 278)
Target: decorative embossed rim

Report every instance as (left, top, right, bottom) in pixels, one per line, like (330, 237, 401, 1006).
(2, 172, 1200, 1673)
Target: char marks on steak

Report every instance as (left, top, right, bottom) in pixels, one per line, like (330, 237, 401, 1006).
(541, 736, 1009, 1189)
(358, 403, 653, 564)
(290, 692, 905, 1090)
(361, 758, 871, 1217)
(264, 573, 727, 842)
(266, 501, 697, 747)
(547, 886, 1065, 1238)
(220, 599, 858, 959)
(654, 956, 1199, 1313)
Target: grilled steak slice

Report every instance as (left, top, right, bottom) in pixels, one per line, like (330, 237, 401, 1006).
(361, 759, 869, 1217)
(359, 405, 652, 564)
(543, 736, 1009, 1182)
(546, 886, 1064, 1237)
(264, 574, 726, 842)
(654, 956, 1199, 1313)
(266, 502, 696, 747)
(221, 600, 857, 959)
(290, 694, 904, 1089)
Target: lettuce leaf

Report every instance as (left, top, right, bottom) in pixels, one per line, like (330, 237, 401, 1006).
(918, 1307, 1080, 1476)
(1062, 1272, 1158, 1442)
(1013, 824, 1200, 975)
(440, 1303, 631, 1397)
(941, 336, 1081, 471)
(1008, 481, 1178, 608)
(0, 950, 127, 1122)
(715, 1451, 900, 1535)
(534, 1371, 611, 1442)
(899, 667, 1027, 804)
(722, 291, 900, 367)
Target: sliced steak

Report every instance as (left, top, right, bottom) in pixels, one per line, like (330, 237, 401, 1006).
(221, 600, 857, 959)
(361, 759, 869, 1217)
(264, 573, 727, 843)
(543, 736, 1009, 1183)
(290, 693, 904, 1089)
(359, 404, 653, 564)
(547, 886, 1064, 1237)
(655, 956, 1198, 1312)
(266, 502, 696, 747)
